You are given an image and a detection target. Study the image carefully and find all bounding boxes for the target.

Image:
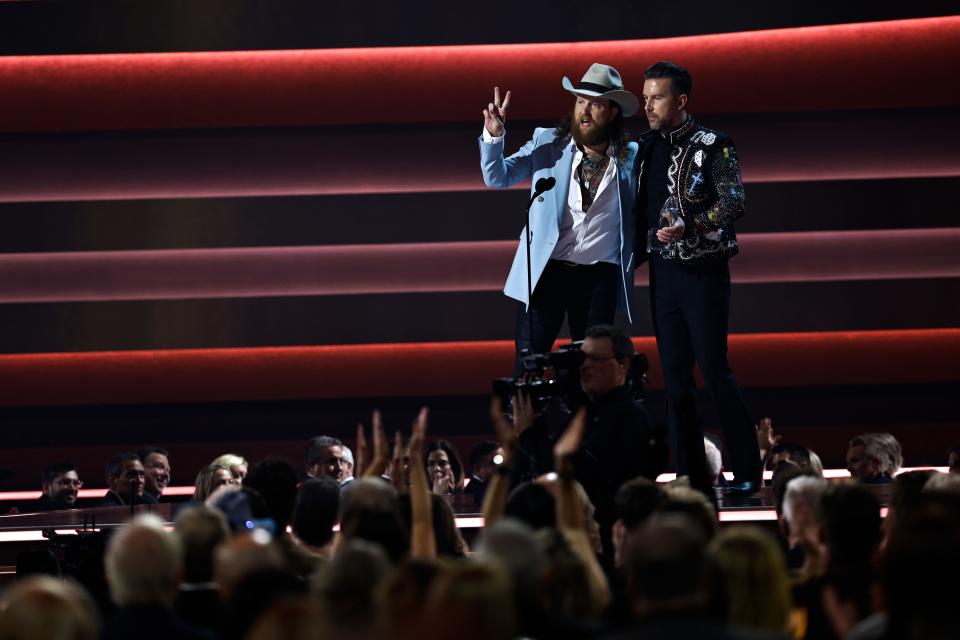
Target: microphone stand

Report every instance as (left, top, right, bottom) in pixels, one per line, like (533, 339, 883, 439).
(129, 480, 136, 519)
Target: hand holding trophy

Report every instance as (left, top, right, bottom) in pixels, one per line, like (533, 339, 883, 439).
(647, 195, 682, 252)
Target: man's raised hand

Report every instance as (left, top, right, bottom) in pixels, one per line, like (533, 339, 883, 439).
(483, 86, 511, 137)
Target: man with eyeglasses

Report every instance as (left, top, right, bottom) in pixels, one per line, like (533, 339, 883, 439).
(28, 462, 83, 512)
(517, 324, 667, 563)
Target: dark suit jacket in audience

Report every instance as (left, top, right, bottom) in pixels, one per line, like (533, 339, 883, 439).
(102, 604, 215, 640)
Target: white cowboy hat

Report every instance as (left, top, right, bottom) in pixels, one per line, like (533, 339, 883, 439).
(561, 63, 639, 117)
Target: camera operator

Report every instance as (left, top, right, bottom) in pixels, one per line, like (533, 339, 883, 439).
(515, 325, 667, 560)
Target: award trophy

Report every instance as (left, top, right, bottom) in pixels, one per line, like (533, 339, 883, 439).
(647, 195, 680, 253)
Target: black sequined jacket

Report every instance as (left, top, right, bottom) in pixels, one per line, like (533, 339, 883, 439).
(636, 117, 745, 265)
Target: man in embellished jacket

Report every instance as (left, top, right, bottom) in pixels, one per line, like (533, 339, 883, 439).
(634, 61, 761, 498)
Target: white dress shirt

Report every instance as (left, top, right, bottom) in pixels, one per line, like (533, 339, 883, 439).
(482, 127, 621, 266)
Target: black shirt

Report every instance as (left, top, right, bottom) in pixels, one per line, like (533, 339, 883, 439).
(97, 490, 158, 507)
(640, 131, 673, 232)
(24, 494, 75, 513)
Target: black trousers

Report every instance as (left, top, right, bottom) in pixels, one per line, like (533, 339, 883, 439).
(649, 256, 761, 489)
(514, 259, 619, 375)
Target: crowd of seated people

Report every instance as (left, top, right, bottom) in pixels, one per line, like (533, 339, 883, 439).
(1, 322, 958, 640)
(1, 394, 958, 640)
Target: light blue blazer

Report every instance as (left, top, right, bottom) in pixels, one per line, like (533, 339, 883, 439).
(479, 128, 639, 321)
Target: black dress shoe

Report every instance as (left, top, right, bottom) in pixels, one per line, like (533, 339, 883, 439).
(722, 480, 760, 496)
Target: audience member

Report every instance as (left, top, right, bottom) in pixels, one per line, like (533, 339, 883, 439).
(211, 453, 248, 482)
(467, 440, 503, 506)
(338, 477, 410, 563)
(102, 514, 211, 640)
(882, 492, 960, 639)
(0, 575, 99, 640)
(98, 452, 156, 506)
(388, 434, 412, 490)
(173, 506, 230, 635)
(656, 484, 718, 542)
(540, 474, 605, 554)
(378, 558, 444, 640)
(6, 394, 960, 640)
(619, 513, 731, 638)
(245, 596, 321, 640)
(923, 470, 960, 494)
(612, 477, 666, 569)
(846, 433, 902, 484)
(424, 561, 515, 640)
(312, 540, 392, 637)
(503, 480, 557, 530)
(224, 565, 306, 639)
(340, 445, 355, 487)
(243, 457, 299, 533)
(780, 476, 828, 580)
(704, 437, 723, 485)
(794, 483, 882, 640)
(771, 464, 815, 516)
(708, 527, 792, 634)
(424, 439, 465, 495)
(28, 462, 82, 512)
(192, 463, 237, 503)
(291, 476, 340, 556)
(398, 491, 468, 558)
(884, 469, 936, 535)
(949, 444, 960, 474)
(213, 529, 286, 603)
(305, 435, 345, 483)
(770, 442, 824, 478)
(756, 417, 825, 480)
(137, 446, 171, 501)
(474, 519, 550, 637)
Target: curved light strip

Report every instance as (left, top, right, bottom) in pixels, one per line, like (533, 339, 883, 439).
(0, 329, 956, 407)
(1, 17, 958, 133)
(2, 470, 947, 502)
(0, 228, 956, 303)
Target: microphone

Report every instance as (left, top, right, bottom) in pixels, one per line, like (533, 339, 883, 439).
(534, 176, 556, 195)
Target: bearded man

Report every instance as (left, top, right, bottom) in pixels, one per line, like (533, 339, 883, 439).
(636, 61, 761, 496)
(479, 64, 640, 372)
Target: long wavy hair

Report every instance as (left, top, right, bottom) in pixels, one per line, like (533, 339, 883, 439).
(554, 106, 631, 163)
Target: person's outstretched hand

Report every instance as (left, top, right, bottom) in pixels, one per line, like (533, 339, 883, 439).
(482, 86, 511, 137)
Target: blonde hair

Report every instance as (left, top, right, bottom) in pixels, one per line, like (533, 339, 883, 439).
(193, 464, 234, 502)
(211, 453, 248, 478)
(708, 526, 792, 632)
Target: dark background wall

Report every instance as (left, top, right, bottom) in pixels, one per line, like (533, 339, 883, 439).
(1, 1, 955, 54)
(1, 1, 957, 489)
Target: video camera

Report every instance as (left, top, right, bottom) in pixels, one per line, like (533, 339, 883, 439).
(493, 341, 649, 412)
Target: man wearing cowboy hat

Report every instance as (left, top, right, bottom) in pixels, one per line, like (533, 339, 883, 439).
(479, 63, 640, 372)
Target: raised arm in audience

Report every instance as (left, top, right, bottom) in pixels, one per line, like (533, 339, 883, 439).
(553, 407, 611, 613)
(361, 410, 390, 478)
(482, 395, 520, 525)
(408, 407, 436, 559)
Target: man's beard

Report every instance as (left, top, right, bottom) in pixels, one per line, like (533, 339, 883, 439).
(572, 116, 613, 147)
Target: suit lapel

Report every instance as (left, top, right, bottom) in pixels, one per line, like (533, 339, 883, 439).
(553, 139, 574, 223)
